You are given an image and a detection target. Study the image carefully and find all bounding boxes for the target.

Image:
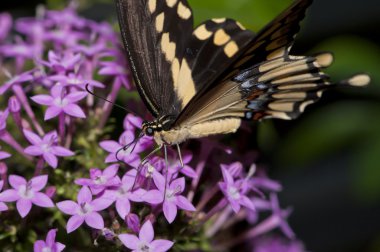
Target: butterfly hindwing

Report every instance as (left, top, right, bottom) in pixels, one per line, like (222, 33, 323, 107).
(115, 0, 193, 118)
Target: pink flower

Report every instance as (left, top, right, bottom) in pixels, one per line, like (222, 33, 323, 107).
(34, 229, 65, 252)
(31, 85, 87, 120)
(56, 186, 113, 233)
(219, 166, 256, 213)
(143, 173, 196, 223)
(75, 164, 121, 195)
(0, 180, 8, 212)
(0, 175, 54, 217)
(119, 220, 173, 252)
(23, 129, 74, 168)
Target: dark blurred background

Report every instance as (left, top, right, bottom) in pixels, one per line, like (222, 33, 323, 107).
(1, 0, 379, 251)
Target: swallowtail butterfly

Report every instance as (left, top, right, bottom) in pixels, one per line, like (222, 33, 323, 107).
(114, 0, 370, 153)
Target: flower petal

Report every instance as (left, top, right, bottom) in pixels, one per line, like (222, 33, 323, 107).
(33, 240, 46, 252)
(84, 212, 104, 229)
(152, 172, 166, 192)
(56, 200, 79, 215)
(77, 186, 92, 204)
(9, 175, 26, 189)
(169, 177, 185, 193)
(30, 175, 48, 191)
(65, 91, 87, 102)
(62, 104, 86, 118)
(45, 106, 62, 120)
(142, 190, 163, 205)
(151, 239, 174, 252)
(221, 166, 234, 185)
(118, 234, 139, 250)
(91, 197, 113, 211)
(0, 202, 8, 211)
(23, 129, 42, 145)
(240, 196, 256, 211)
(31, 95, 54, 106)
(32, 192, 54, 207)
(51, 146, 74, 157)
(45, 229, 57, 247)
(139, 220, 154, 243)
(115, 198, 131, 219)
(0, 189, 19, 202)
(43, 152, 58, 168)
(56, 242, 65, 252)
(17, 198, 32, 218)
(99, 140, 120, 153)
(24, 146, 43, 156)
(103, 164, 119, 178)
(67, 215, 84, 233)
(163, 201, 177, 224)
(175, 195, 196, 211)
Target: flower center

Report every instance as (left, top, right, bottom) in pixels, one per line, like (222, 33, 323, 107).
(94, 175, 106, 185)
(165, 186, 181, 202)
(42, 247, 52, 252)
(53, 97, 69, 107)
(228, 186, 241, 200)
(138, 242, 151, 252)
(19, 182, 34, 199)
(79, 202, 92, 215)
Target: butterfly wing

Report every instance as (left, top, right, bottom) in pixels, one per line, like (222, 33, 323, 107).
(115, 0, 194, 118)
(173, 0, 369, 129)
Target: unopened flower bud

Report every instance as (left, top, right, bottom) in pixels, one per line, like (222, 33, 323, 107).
(125, 213, 140, 233)
(45, 186, 56, 198)
(8, 96, 20, 113)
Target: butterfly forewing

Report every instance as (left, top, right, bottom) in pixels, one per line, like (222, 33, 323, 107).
(115, 0, 193, 118)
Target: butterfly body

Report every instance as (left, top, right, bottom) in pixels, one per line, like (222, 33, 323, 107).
(116, 0, 370, 147)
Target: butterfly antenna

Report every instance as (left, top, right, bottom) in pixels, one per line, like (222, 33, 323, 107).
(85, 84, 144, 118)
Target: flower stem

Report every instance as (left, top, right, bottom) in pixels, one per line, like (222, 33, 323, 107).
(12, 84, 44, 136)
(0, 131, 32, 160)
(59, 112, 65, 144)
(200, 198, 227, 223)
(34, 157, 45, 176)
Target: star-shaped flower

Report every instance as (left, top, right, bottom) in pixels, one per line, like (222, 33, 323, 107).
(219, 166, 255, 213)
(143, 173, 195, 223)
(24, 129, 74, 168)
(119, 220, 174, 252)
(31, 85, 87, 120)
(0, 175, 54, 217)
(57, 186, 113, 233)
(0, 180, 8, 212)
(75, 164, 121, 195)
(101, 170, 145, 219)
(34, 229, 65, 252)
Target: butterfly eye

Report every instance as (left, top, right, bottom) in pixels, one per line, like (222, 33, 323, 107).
(145, 127, 154, 136)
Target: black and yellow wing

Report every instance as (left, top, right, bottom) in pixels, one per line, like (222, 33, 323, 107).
(173, 0, 370, 128)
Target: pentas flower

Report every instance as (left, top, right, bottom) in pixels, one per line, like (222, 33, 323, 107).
(0, 175, 54, 217)
(0, 13, 12, 42)
(75, 164, 121, 195)
(123, 114, 143, 131)
(144, 173, 196, 223)
(168, 153, 197, 179)
(0, 180, 8, 212)
(0, 149, 11, 160)
(119, 220, 174, 252)
(49, 73, 104, 89)
(100, 131, 147, 167)
(57, 186, 113, 233)
(41, 50, 82, 73)
(101, 170, 146, 219)
(46, 7, 87, 29)
(253, 237, 305, 252)
(31, 85, 87, 120)
(72, 42, 107, 58)
(0, 71, 34, 95)
(99, 60, 130, 89)
(34, 229, 65, 252)
(23, 129, 74, 168)
(0, 109, 9, 132)
(0, 40, 36, 59)
(219, 166, 256, 213)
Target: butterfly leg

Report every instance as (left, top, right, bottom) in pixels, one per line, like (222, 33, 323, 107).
(131, 144, 163, 191)
(176, 144, 184, 168)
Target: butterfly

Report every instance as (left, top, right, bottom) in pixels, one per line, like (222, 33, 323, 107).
(114, 0, 370, 160)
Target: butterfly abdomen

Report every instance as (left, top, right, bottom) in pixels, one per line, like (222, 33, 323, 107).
(155, 118, 241, 145)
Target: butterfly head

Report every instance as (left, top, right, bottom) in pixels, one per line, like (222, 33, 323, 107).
(142, 120, 163, 137)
